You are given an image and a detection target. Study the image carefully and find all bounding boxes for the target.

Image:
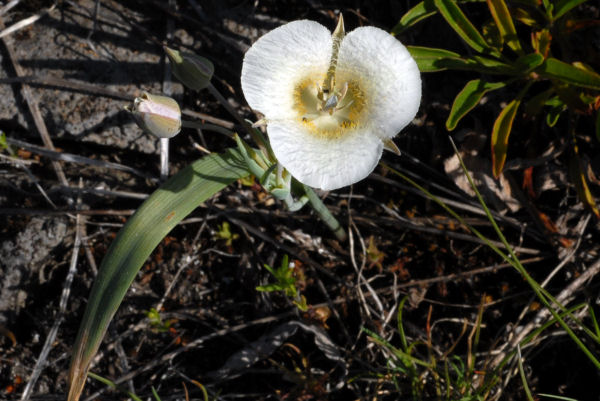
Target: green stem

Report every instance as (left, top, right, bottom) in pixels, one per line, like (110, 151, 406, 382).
(303, 184, 347, 242)
(207, 83, 269, 155)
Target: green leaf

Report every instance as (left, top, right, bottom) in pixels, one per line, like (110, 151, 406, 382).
(88, 372, 143, 401)
(542, 0, 554, 18)
(516, 52, 545, 71)
(486, 0, 522, 53)
(447, 79, 506, 130)
(434, 0, 497, 55)
(531, 29, 552, 58)
(445, 54, 515, 74)
(68, 148, 250, 401)
(543, 95, 567, 127)
(492, 98, 521, 177)
(392, 0, 437, 35)
(570, 153, 600, 218)
(407, 46, 514, 74)
(546, 103, 566, 127)
(513, 6, 545, 27)
(553, 0, 588, 20)
(407, 45, 462, 72)
(538, 57, 600, 89)
(256, 284, 284, 292)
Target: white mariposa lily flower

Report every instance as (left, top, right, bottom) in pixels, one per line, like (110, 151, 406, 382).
(241, 16, 421, 191)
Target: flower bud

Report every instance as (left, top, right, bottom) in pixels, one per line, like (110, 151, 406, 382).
(128, 92, 181, 138)
(164, 47, 214, 91)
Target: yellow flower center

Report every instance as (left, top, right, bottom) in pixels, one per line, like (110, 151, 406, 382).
(292, 73, 366, 139)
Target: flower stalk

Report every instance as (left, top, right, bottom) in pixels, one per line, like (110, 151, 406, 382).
(159, 137, 169, 180)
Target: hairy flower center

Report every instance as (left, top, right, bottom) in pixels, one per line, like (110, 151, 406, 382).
(292, 74, 366, 139)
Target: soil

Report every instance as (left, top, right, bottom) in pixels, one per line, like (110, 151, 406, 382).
(1, 1, 600, 400)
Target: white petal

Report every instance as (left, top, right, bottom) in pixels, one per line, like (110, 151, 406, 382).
(337, 27, 421, 139)
(268, 121, 383, 190)
(241, 20, 332, 119)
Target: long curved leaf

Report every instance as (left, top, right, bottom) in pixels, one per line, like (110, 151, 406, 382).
(434, 0, 498, 56)
(392, 0, 436, 35)
(447, 79, 506, 130)
(392, 0, 488, 35)
(553, 0, 588, 20)
(68, 148, 249, 401)
(538, 57, 600, 89)
(487, 0, 522, 53)
(407, 45, 462, 72)
(492, 99, 521, 177)
(570, 153, 600, 218)
(407, 46, 513, 74)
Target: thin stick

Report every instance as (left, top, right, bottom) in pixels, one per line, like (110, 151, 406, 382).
(0, 0, 21, 17)
(0, 3, 56, 39)
(6, 137, 157, 181)
(0, 16, 68, 187)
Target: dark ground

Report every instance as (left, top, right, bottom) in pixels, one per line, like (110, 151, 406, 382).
(1, 1, 600, 400)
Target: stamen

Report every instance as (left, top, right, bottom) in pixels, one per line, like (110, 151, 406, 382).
(323, 93, 339, 112)
(322, 14, 344, 94)
(293, 74, 366, 139)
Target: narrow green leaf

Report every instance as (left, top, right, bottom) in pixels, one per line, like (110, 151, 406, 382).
(447, 79, 506, 130)
(407, 45, 462, 72)
(492, 98, 521, 178)
(151, 387, 162, 401)
(544, 96, 566, 127)
(487, 0, 522, 53)
(517, 346, 535, 401)
(88, 372, 143, 401)
(589, 307, 600, 339)
(542, 0, 554, 19)
(538, 58, 600, 89)
(392, 0, 437, 35)
(434, 0, 497, 55)
(68, 149, 250, 401)
(553, 0, 588, 20)
(537, 394, 581, 401)
(515, 52, 545, 71)
(444, 54, 515, 74)
(513, 6, 546, 27)
(408, 46, 515, 74)
(570, 152, 600, 218)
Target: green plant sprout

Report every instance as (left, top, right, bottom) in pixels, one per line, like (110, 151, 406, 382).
(213, 221, 239, 248)
(256, 255, 308, 311)
(144, 308, 172, 333)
